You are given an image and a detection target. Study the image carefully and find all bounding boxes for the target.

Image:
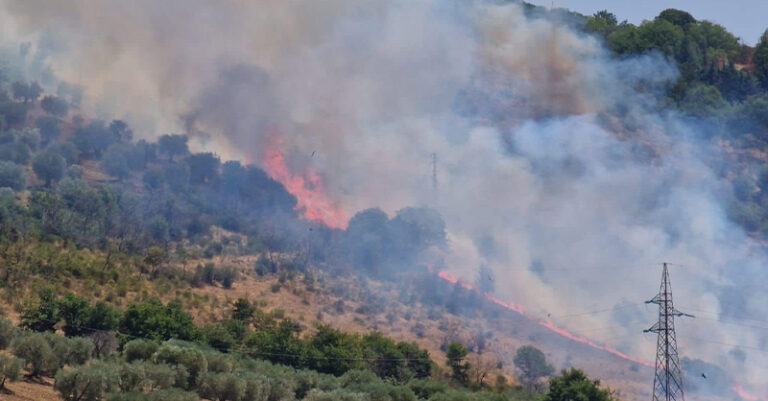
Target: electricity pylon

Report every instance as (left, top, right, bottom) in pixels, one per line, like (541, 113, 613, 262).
(645, 263, 693, 401)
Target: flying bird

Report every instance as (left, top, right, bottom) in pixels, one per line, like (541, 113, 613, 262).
(701, 373, 707, 379)
(311, 151, 316, 157)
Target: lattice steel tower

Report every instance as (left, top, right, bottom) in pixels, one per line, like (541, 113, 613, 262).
(645, 263, 693, 401)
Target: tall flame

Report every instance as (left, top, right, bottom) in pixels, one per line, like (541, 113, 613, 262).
(262, 135, 348, 229)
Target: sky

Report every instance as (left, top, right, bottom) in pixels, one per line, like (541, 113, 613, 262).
(527, 0, 768, 45)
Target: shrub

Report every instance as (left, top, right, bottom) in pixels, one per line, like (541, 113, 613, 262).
(408, 378, 447, 399)
(117, 361, 147, 393)
(55, 365, 117, 401)
(67, 337, 95, 365)
(0, 354, 24, 392)
(143, 362, 180, 391)
(12, 334, 59, 377)
(152, 342, 208, 389)
(198, 372, 245, 401)
(124, 339, 159, 362)
(0, 318, 18, 349)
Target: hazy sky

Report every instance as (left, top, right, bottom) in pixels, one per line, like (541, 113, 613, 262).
(527, 0, 768, 45)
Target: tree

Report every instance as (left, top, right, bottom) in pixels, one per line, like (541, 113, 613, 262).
(0, 161, 25, 190)
(545, 368, 616, 401)
(755, 31, 768, 89)
(109, 120, 133, 143)
(199, 372, 246, 401)
(231, 298, 256, 322)
(55, 366, 116, 401)
(513, 345, 554, 387)
(11, 81, 42, 104)
(158, 134, 189, 161)
(187, 152, 220, 184)
(120, 299, 200, 341)
(32, 150, 66, 187)
(0, 319, 18, 349)
(123, 339, 159, 363)
(11, 334, 59, 377)
(152, 342, 208, 389)
(656, 9, 696, 27)
(585, 10, 618, 37)
(20, 289, 59, 332)
(0, 354, 23, 393)
(36, 116, 62, 144)
(58, 293, 92, 337)
(445, 342, 469, 384)
(102, 143, 133, 180)
(40, 95, 69, 117)
(72, 120, 114, 158)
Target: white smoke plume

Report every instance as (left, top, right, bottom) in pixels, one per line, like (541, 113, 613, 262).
(2, 0, 766, 397)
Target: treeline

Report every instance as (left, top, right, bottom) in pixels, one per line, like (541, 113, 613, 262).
(0, 294, 617, 401)
(584, 9, 768, 141)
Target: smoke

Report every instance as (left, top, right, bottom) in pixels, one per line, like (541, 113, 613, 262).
(2, 0, 767, 397)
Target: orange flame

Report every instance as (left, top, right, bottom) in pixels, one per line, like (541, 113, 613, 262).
(262, 135, 348, 229)
(433, 267, 650, 367)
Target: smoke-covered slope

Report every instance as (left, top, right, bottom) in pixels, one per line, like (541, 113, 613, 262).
(0, 1, 768, 400)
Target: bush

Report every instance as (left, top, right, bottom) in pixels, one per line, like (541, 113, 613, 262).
(0, 318, 18, 349)
(11, 334, 59, 377)
(198, 372, 245, 401)
(408, 378, 447, 399)
(0, 354, 24, 392)
(117, 361, 147, 393)
(143, 362, 181, 391)
(152, 342, 208, 389)
(124, 339, 159, 362)
(55, 365, 117, 401)
(120, 299, 200, 341)
(0, 161, 26, 191)
(67, 337, 95, 365)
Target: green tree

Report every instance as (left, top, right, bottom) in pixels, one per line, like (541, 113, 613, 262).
(55, 365, 117, 401)
(152, 342, 208, 389)
(102, 143, 134, 180)
(0, 354, 24, 392)
(158, 134, 189, 161)
(445, 342, 469, 384)
(0, 161, 25, 190)
(33, 150, 66, 187)
(755, 31, 768, 89)
(35, 116, 62, 144)
(305, 325, 364, 375)
(11, 334, 59, 377)
(231, 298, 256, 322)
(120, 299, 200, 342)
(11, 81, 42, 104)
(20, 289, 59, 332)
(545, 368, 616, 401)
(187, 152, 221, 185)
(40, 95, 69, 117)
(58, 293, 91, 337)
(199, 372, 245, 401)
(513, 345, 554, 387)
(656, 9, 696, 27)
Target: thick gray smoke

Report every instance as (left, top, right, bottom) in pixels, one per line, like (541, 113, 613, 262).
(3, 0, 766, 397)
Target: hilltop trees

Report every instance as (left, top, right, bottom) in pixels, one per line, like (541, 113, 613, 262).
(159, 134, 189, 161)
(11, 81, 42, 104)
(0, 161, 25, 190)
(40, 95, 69, 117)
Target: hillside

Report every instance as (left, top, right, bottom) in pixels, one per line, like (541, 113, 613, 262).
(0, 2, 768, 401)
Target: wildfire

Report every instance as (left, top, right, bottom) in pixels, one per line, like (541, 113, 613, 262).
(262, 136, 348, 229)
(433, 268, 651, 367)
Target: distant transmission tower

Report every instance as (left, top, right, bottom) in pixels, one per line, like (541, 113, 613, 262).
(644, 263, 693, 401)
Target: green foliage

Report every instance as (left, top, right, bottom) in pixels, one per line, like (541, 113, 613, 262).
(11, 333, 59, 377)
(408, 378, 448, 399)
(124, 339, 160, 362)
(55, 365, 118, 401)
(0, 318, 18, 349)
(152, 342, 208, 389)
(656, 9, 696, 27)
(32, 149, 66, 186)
(0, 160, 25, 190)
(198, 372, 246, 401)
(120, 299, 200, 342)
(158, 134, 190, 160)
(754, 31, 768, 88)
(103, 143, 135, 180)
(545, 369, 616, 401)
(40, 95, 69, 117)
(0, 354, 24, 391)
(20, 289, 59, 332)
(446, 342, 470, 384)
(514, 346, 554, 386)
